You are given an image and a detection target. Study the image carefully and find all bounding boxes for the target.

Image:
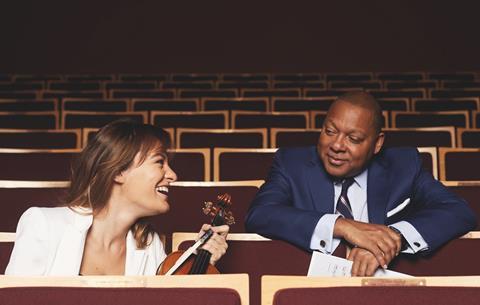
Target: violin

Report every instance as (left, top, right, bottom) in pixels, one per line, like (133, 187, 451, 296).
(157, 193, 235, 275)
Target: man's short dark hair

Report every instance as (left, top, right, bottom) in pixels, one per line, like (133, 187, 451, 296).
(332, 91, 383, 134)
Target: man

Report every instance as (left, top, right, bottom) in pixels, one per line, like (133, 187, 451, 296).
(245, 91, 476, 276)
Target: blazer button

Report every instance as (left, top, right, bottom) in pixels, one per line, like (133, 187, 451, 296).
(320, 240, 326, 247)
(413, 242, 420, 248)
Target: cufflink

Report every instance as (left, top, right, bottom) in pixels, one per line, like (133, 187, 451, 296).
(320, 240, 326, 248)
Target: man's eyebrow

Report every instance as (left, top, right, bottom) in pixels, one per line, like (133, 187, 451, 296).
(324, 119, 336, 128)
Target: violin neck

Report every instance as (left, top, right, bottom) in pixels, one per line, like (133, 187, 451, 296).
(188, 249, 211, 274)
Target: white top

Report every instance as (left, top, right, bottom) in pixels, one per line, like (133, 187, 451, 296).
(5, 206, 166, 276)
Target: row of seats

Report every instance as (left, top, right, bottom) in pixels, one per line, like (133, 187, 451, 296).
(4, 88, 480, 100)
(1, 97, 479, 113)
(0, 110, 479, 130)
(3, 72, 478, 81)
(1, 126, 479, 149)
(0, 179, 478, 236)
(0, 147, 479, 181)
(0, 273, 478, 305)
(2, 230, 480, 305)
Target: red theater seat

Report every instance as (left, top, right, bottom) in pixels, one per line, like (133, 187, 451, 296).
(439, 148, 480, 181)
(0, 129, 81, 149)
(214, 148, 277, 181)
(382, 127, 455, 148)
(0, 149, 80, 181)
(0, 274, 248, 305)
(0, 181, 69, 232)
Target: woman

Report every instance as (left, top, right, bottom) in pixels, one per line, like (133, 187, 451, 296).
(6, 119, 229, 275)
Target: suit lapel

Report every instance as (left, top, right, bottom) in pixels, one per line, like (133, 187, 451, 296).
(306, 150, 334, 214)
(367, 156, 390, 224)
(49, 209, 92, 275)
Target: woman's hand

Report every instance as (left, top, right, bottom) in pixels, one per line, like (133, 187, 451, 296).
(197, 224, 229, 265)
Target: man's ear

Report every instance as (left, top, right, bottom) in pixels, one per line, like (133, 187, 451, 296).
(374, 132, 385, 154)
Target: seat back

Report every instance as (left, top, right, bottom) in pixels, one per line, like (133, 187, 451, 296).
(444, 181, 480, 230)
(457, 128, 480, 148)
(382, 127, 455, 148)
(151, 111, 228, 129)
(232, 111, 309, 129)
(62, 111, 148, 129)
(392, 111, 469, 128)
(439, 148, 480, 181)
(390, 232, 480, 276)
(177, 128, 267, 149)
(262, 275, 480, 305)
(0, 112, 58, 129)
(214, 148, 277, 181)
(0, 180, 70, 232)
(0, 129, 81, 149)
(0, 149, 80, 181)
(154, 181, 262, 251)
(417, 147, 438, 179)
(169, 148, 210, 181)
(0, 274, 248, 305)
(270, 128, 321, 148)
(0, 233, 15, 274)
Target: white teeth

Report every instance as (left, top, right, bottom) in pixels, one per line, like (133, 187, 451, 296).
(156, 186, 169, 193)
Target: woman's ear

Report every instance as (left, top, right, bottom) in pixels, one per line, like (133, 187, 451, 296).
(114, 171, 126, 184)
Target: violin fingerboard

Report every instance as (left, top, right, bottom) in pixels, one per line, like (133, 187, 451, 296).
(188, 249, 211, 274)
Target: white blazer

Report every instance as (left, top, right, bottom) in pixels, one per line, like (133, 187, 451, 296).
(5, 207, 166, 276)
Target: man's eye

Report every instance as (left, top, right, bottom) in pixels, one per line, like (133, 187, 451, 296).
(325, 129, 335, 135)
(157, 159, 165, 165)
(349, 136, 361, 144)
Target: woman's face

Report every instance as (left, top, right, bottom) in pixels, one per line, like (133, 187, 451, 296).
(117, 146, 177, 216)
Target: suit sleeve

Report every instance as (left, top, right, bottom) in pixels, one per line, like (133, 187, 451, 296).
(402, 151, 477, 253)
(245, 150, 325, 251)
(5, 207, 49, 275)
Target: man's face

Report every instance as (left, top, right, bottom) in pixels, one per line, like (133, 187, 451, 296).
(317, 100, 384, 178)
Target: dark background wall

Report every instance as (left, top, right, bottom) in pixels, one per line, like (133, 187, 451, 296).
(1, 1, 479, 73)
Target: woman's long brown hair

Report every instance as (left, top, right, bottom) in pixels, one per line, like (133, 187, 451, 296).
(66, 119, 171, 249)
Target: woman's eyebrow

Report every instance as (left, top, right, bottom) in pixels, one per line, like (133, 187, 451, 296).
(151, 151, 167, 159)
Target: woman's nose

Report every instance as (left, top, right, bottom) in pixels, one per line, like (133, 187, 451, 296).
(165, 165, 178, 182)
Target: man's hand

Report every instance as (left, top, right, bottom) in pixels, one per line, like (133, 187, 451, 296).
(348, 247, 381, 276)
(334, 218, 402, 268)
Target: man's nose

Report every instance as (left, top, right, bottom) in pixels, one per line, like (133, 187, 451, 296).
(331, 135, 346, 151)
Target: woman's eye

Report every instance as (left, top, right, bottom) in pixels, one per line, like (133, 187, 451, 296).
(156, 159, 165, 165)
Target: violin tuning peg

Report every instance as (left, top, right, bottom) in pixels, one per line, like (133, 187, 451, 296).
(202, 201, 213, 215)
(225, 215, 235, 225)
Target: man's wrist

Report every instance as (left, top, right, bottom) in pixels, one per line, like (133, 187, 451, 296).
(389, 226, 408, 251)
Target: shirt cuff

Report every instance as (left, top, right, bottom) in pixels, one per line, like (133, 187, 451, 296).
(390, 221, 429, 254)
(310, 214, 342, 253)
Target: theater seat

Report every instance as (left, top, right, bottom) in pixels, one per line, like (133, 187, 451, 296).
(263, 275, 480, 305)
(439, 148, 480, 181)
(175, 233, 346, 305)
(0, 274, 248, 305)
(0, 233, 15, 274)
(156, 181, 262, 252)
(0, 180, 70, 232)
(0, 149, 80, 181)
(213, 148, 277, 181)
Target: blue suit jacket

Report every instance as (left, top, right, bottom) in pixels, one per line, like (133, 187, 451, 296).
(245, 146, 476, 253)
